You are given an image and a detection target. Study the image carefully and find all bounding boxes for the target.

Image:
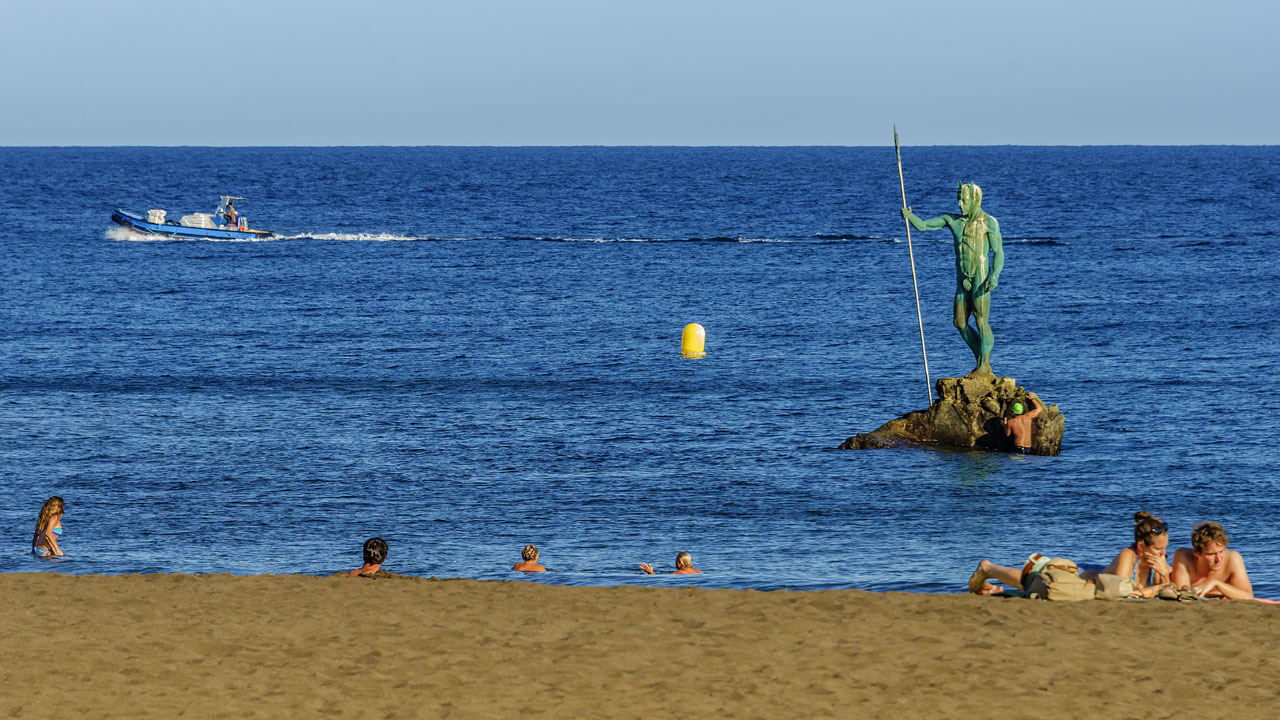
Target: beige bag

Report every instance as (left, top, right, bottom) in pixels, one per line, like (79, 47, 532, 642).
(1026, 566, 1095, 601)
(1094, 573, 1138, 601)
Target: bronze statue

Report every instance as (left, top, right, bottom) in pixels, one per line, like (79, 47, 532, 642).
(901, 183, 1004, 375)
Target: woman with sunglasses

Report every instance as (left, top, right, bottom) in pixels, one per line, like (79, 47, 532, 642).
(1078, 512, 1172, 590)
(968, 511, 1170, 594)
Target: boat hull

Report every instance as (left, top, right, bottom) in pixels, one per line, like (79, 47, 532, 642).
(111, 209, 275, 240)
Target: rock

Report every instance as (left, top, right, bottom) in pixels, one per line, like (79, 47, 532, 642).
(838, 376, 1065, 456)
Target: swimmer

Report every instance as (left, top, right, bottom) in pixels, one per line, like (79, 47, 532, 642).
(1171, 522, 1253, 599)
(349, 536, 389, 577)
(32, 496, 65, 558)
(1001, 392, 1043, 454)
(512, 544, 547, 572)
(641, 551, 701, 575)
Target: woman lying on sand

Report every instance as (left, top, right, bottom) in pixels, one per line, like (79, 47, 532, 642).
(32, 496, 65, 558)
(512, 544, 547, 572)
(1172, 522, 1253, 599)
(641, 552, 701, 575)
(968, 511, 1170, 595)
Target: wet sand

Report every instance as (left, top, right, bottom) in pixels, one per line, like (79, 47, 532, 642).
(2, 573, 1278, 718)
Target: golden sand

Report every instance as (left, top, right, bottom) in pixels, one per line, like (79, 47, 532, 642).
(2, 573, 1277, 718)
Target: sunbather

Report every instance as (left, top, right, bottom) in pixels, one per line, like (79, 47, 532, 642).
(1171, 522, 1253, 599)
(967, 511, 1170, 595)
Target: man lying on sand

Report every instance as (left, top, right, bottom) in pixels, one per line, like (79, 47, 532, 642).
(1172, 522, 1253, 599)
(641, 551, 701, 575)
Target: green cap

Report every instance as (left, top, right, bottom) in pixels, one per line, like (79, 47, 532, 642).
(1011, 402, 1025, 415)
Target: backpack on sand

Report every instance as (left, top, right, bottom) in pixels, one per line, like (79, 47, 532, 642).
(1024, 558, 1095, 601)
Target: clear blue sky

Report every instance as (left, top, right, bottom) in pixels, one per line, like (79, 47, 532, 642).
(3, 0, 1276, 145)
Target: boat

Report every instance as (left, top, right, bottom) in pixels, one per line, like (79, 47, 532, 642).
(111, 196, 275, 240)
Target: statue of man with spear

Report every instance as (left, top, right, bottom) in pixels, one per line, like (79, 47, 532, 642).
(901, 182, 1004, 376)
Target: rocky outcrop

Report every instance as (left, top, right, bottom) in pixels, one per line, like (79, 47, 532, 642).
(839, 374, 1065, 456)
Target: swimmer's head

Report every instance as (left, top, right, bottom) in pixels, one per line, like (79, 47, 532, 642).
(363, 536, 388, 565)
(675, 552, 693, 569)
(33, 496, 65, 541)
(522, 544, 539, 562)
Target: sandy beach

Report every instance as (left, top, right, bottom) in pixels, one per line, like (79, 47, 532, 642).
(2, 573, 1278, 718)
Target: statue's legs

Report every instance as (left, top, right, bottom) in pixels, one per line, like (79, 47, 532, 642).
(953, 291, 983, 367)
(972, 291, 994, 374)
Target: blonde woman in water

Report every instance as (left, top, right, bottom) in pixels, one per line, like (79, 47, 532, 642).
(641, 551, 701, 575)
(512, 544, 546, 572)
(32, 496, 66, 558)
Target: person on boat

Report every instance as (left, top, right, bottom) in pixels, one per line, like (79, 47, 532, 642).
(1002, 392, 1044, 454)
(1171, 522, 1253, 599)
(967, 511, 1170, 595)
(348, 536, 390, 577)
(512, 544, 547, 572)
(223, 200, 238, 228)
(32, 496, 65, 558)
(641, 551, 701, 575)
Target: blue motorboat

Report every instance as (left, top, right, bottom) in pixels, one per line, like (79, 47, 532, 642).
(111, 196, 275, 240)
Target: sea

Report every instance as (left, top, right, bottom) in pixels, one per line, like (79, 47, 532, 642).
(1, 146, 1277, 595)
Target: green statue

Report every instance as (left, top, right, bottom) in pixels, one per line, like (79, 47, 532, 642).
(901, 182, 1004, 375)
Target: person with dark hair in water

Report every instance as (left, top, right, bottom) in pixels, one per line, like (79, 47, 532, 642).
(349, 537, 390, 577)
(1172, 522, 1253, 599)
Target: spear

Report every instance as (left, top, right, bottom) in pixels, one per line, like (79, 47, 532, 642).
(894, 126, 933, 406)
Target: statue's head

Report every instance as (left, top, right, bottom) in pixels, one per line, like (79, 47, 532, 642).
(957, 182, 983, 216)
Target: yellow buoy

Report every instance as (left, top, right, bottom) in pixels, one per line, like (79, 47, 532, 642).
(681, 323, 706, 358)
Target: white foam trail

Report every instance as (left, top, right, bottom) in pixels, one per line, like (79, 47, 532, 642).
(282, 232, 436, 242)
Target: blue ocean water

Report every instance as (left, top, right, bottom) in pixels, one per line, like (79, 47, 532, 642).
(1, 146, 1278, 595)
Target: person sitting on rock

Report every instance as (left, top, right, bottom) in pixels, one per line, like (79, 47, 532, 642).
(348, 536, 390, 577)
(641, 551, 702, 575)
(1171, 522, 1253, 599)
(512, 544, 547, 572)
(1001, 391, 1043, 454)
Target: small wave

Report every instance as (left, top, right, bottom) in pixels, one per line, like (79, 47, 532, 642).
(1010, 238, 1070, 246)
(811, 233, 885, 241)
(519, 236, 792, 243)
(284, 232, 439, 242)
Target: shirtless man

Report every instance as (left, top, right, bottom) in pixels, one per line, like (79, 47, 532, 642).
(1001, 392, 1043, 454)
(1171, 522, 1252, 599)
(902, 182, 1004, 375)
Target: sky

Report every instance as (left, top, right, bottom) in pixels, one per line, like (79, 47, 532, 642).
(2, 0, 1277, 146)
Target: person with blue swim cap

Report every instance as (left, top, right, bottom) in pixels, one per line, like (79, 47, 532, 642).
(1001, 392, 1043, 454)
